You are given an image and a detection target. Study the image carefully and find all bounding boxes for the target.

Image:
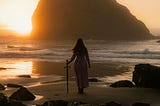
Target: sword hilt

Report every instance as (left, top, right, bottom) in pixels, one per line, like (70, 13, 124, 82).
(64, 59, 71, 69)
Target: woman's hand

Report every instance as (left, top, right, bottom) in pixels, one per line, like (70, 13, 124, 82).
(88, 64, 91, 68)
(67, 59, 70, 65)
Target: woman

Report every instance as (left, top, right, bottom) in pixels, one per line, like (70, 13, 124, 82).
(68, 38, 90, 94)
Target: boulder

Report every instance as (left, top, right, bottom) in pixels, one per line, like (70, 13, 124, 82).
(69, 101, 91, 106)
(156, 40, 160, 43)
(132, 102, 150, 106)
(17, 75, 31, 78)
(0, 93, 8, 105)
(7, 101, 27, 106)
(88, 78, 100, 82)
(9, 87, 35, 101)
(38, 100, 68, 106)
(100, 101, 122, 106)
(0, 84, 5, 90)
(7, 83, 23, 88)
(0, 67, 7, 70)
(133, 64, 160, 88)
(110, 80, 134, 88)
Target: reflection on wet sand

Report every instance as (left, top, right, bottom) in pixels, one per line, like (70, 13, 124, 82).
(0, 61, 32, 77)
(32, 61, 73, 76)
(0, 60, 69, 77)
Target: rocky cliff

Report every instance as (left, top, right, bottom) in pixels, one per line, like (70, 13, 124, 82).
(31, 0, 153, 40)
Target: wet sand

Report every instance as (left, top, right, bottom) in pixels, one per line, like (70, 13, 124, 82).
(1, 61, 160, 106)
(32, 61, 132, 77)
(32, 82, 160, 106)
(4, 81, 160, 106)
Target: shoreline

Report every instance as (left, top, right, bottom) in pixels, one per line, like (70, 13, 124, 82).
(0, 61, 159, 106)
(32, 61, 133, 77)
(0, 61, 133, 89)
(4, 81, 160, 106)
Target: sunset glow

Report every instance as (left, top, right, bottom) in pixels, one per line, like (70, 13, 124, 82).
(0, 0, 160, 36)
(117, 0, 160, 29)
(0, 61, 32, 77)
(0, 0, 39, 36)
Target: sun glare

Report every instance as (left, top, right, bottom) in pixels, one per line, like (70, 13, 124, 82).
(0, 61, 32, 77)
(0, 0, 39, 36)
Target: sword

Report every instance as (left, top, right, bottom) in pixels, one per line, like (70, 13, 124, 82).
(64, 59, 70, 93)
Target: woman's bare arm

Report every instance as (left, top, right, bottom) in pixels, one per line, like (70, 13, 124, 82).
(68, 53, 76, 64)
(86, 49, 91, 68)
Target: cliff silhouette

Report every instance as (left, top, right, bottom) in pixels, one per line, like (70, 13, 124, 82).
(31, 0, 153, 40)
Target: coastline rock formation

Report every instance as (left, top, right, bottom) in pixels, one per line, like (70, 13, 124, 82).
(31, 0, 153, 40)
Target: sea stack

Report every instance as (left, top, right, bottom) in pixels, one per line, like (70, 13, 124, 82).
(31, 0, 153, 40)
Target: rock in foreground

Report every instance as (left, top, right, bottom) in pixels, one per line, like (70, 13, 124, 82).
(37, 100, 68, 106)
(9, 87, 35, 101)
(0, 84, 5, 90)
(132, 102, 150, 106)
(7, 83, 23, 88)
(0, 93, 8, 105)
(133, 64, 160, 88)
(100, 101, 122, 106)
(110, 80, 134, 88)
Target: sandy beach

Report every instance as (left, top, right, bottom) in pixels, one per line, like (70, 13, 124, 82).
(32, 82, 160, 106)
(0, 61, 159, 106)
(3, 81, 160, 106)
(0, 0, 159, 105)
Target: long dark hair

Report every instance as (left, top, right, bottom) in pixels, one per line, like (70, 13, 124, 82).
(72, 38, 87, 56)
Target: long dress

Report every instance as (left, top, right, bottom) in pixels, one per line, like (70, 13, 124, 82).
(70, 50, 90, 89)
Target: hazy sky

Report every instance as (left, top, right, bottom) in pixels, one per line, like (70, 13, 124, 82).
(0, 0, 159, 35)
(117, 0, 160, 29)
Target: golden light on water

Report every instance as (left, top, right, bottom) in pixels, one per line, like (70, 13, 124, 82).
(1, 61, 32, 77)
(0, 0, 39, 36)
(11, 62, 32, 75)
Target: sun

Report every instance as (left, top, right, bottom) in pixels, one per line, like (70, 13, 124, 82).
(0, 0, 39, 36)
(6, 17, 33, 36)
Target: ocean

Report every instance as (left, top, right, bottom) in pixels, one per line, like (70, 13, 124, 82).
(1, 37, 160, 64)
(0, 36, 160, 86)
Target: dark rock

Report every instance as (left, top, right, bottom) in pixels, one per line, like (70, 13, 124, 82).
(7, 100, 27, 106)
(77, 104, 91, 106)
(38, 100, 68, 106)
(156, 39, 160, 43)
(110, 80, 134, 88)
(17, 75, 31, 78)
(31, 0, 153, 41)
(88, 78, 100, 82)
(132, 102, 150, 106)
(9, 87, 35, 101)
(100, 101, 122, 106)
(0, 93, 8, 105)
(0, 84, 5, 90)
(157, 40, 160, 43)
(133, 64, 160, 88)
(69, 101, 91, 106)
(7, 83, 23, 88)
(0, 67, 7, 70)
